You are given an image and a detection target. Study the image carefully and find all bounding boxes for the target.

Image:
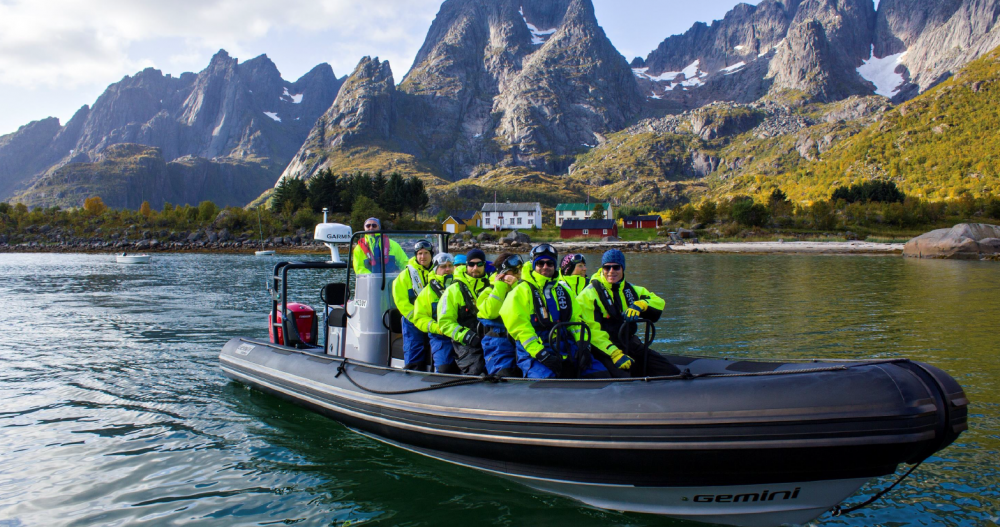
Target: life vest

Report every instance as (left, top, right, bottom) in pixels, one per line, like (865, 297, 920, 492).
(591, 279, 640, 346)
(428, 279, 447, 321)
(406, 263, 427, 302)
(526, 279, 573, 336)
(453, 281, 479, 330)
(357, 235, 397, 273)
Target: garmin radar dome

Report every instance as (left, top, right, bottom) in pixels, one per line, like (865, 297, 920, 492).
(314, 222, 352, 262)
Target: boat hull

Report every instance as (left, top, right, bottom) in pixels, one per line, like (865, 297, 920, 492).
(116, 255, 151, 264)
(219, 338, 968, 526)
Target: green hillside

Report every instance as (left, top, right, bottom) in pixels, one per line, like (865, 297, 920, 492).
(714, 47, 1000, 202)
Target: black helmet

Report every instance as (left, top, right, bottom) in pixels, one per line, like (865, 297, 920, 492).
(560, 253, 585, 275)
(529, 243, 557, 263)
(497, 253, 524, 274)
(413, 239, 433, 255)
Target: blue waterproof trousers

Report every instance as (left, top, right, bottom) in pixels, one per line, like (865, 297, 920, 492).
(479, 319, 519, 375)
(515, 340, 609, 379)
(429, 333, 457, 372)
(401, 317, 429, 369)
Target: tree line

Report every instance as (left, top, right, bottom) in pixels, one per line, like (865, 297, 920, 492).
(665, 180, 1000, 235)
(271, 169, 430, 222)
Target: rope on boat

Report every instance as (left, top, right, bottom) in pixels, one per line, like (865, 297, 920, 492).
(829, 458, 925, 517)
(335, 359, 506, 395)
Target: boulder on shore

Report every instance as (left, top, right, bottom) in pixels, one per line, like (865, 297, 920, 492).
(903, 223, 1000, 259)
(504, 229, 531, 244)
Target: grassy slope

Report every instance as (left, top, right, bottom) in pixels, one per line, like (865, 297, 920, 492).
(713, 48, 1000, 202)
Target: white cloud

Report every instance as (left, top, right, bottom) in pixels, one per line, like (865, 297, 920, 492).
(0, 0, 440, 88)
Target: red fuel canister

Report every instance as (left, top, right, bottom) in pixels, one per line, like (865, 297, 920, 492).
(269, 302, 317, 346)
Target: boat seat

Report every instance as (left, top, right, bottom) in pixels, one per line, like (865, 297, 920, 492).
(384, 309, 405, 366)
(321, 283, 347, 306)
(327, 306, 347, 328)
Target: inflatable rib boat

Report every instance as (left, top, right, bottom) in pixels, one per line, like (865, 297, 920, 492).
(220, 224, 968, 527)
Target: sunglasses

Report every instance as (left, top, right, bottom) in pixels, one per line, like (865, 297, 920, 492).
(364, 224, 379, 229)
(535, 260, 555, 268)
(466, 261, 484, 268)
(602, 264, 622, 271)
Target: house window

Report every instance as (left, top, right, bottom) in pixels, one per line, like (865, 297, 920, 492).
(517, 217, 522, 225)
(603, 229, 608, 235)
(485, 218, 490, 225)
(583, 229, 589, 235)
(528, 218, 533, 225)
(572, 210, 577, 216)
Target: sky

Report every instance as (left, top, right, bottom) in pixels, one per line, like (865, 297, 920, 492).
(0, 0, 760, 136)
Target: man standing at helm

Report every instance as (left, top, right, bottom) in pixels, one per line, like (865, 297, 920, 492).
(391, 239, 435, 369)
(352, 217, 408, 275)
(578, 249, 680, 378)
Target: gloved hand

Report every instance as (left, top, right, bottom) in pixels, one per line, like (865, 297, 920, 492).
(461, 331, 482, 348)
(535, 349, 564, 373)
(623, 306, 642, 321)
(630, 300, 649, 312)
(610, 348, 633, 370)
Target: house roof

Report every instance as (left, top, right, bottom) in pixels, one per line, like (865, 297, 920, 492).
(560, 219, 617, 230)
(623, 215, 661, 222)
(556, 202, 611, 211)
(480, 202, 541, 212)
(449, 210, 479, 221)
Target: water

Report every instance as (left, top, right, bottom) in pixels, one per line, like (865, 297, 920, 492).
(0, 252, 997, 526)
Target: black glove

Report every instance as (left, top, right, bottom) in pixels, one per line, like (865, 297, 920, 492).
(535, 349, 564, 373)
(462, 332, 482, 348)
(576, 341, 593, 372)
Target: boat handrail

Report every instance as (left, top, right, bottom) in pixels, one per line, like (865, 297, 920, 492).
(270, 260, 348, 349)
(620, 320, 656, 376)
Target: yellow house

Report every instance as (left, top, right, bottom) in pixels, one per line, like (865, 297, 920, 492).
(442, 210, 482, 233)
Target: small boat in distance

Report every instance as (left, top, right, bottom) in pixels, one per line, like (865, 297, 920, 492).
(255, 206, 274, 256)
(116, 253, 151, 264)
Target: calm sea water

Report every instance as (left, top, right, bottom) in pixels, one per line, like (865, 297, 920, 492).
(0, 252, 997, 527)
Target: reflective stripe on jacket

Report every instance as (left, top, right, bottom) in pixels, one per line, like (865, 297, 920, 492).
(352, 234, 408, 275)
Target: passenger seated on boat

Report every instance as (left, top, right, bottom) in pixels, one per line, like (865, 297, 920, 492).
(476, 252, 524, 377)
(352, 217, 408, 275)
(578, 249, 680, 378)
(391, 240, 434, 370)
(438, 249, 491, 375)
(558, 253, 588, 297)
(411, 253, 461, 374)
(499, 244, 610, 380)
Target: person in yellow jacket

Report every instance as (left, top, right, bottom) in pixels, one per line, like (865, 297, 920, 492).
(390, 239, 434, 369)
(499, 244, 609, 379)
(578, 249, 680, 378)
(476, 252, 524, 377)
(411, 253, 460, 373)
(351, 217, 408, 275)
(558, 253, 588, 296)
(437, 249, 491, 375)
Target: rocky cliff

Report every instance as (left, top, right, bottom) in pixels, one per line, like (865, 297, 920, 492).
(4, 50, 343, 207)
(281, 0, 642, 183)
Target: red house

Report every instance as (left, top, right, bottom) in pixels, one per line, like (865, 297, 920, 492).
(622, 215, 662, 229)
(560, 219, 618, 239)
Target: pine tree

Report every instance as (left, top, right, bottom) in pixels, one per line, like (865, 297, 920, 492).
(307, 169, 342, 212)
(405, 176, 430, 219)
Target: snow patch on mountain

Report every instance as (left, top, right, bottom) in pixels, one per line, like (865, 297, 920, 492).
(282, 87, 303, 104)
(520, 7, 557, 45)
(263, 112, 281, 122)
(857, 45, 907, 97)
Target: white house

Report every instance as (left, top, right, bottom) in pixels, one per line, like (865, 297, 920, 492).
(554, 202, 613, 226)
(481, 202, 543, 230)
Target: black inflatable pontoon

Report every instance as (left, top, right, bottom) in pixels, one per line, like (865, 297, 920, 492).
(221, 226, 968, 527)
